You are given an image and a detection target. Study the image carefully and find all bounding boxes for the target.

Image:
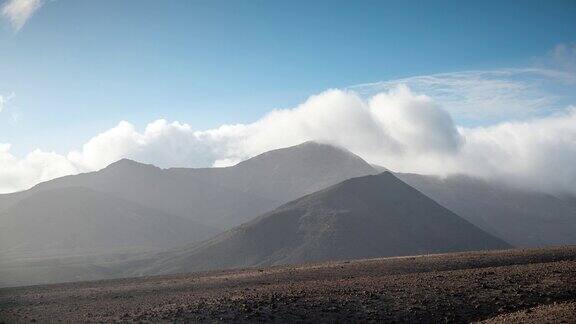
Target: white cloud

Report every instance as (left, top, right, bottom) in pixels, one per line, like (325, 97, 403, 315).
(454, 109, 576, 194)
(369, 85, 461, 155)
(0, 143, 76, 193)
(1, 0, 44, 31)
(1, 84, 576, 196)
(66, 119, 219, 171)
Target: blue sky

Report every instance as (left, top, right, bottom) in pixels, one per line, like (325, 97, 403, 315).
(1, 0, 575, 156)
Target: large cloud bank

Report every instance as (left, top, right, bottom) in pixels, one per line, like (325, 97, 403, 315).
(1, 84, 576, 195)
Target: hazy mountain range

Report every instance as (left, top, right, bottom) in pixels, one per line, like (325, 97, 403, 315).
(396, 173, 576, 247)
(0, 187, 219, 258)
(0, 142, 377, 231)
(0, 141, 575, 286)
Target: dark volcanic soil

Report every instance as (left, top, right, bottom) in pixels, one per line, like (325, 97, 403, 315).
(1, 246, 576, 323)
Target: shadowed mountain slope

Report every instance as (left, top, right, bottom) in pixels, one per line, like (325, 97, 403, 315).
(137, 172, 510, 275)
(396, 173, 576, 247)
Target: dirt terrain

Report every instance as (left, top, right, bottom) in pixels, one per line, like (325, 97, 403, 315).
(1, 246, 576, 323)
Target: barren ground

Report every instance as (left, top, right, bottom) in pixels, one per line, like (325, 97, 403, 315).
(1, 246, 576, 323)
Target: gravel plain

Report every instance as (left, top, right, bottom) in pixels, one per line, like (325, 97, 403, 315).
(1, 246, 576, 323)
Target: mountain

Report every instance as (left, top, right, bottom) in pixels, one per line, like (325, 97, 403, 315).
(0, 187, 219, 259)
(137, 172, 510, 275)
(0, 142, 378, 230)
(167, 141, 379, 203)
(395, 173, 576, 247)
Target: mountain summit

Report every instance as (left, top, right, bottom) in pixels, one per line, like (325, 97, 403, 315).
(168, 141, 379, 203)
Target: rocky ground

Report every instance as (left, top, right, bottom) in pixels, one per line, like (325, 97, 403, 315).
(1, 246, 576, 323)
(480, 301, 576, 323)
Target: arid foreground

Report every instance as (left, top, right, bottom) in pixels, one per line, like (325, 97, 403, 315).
(1, 246, 576, 323)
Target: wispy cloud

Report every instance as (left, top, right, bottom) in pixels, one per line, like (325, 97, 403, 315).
(0, 92, 15, 113)
(349, 68, 573, 125)
(1, 0, 44, 31)
(549, 43, 576, 75)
